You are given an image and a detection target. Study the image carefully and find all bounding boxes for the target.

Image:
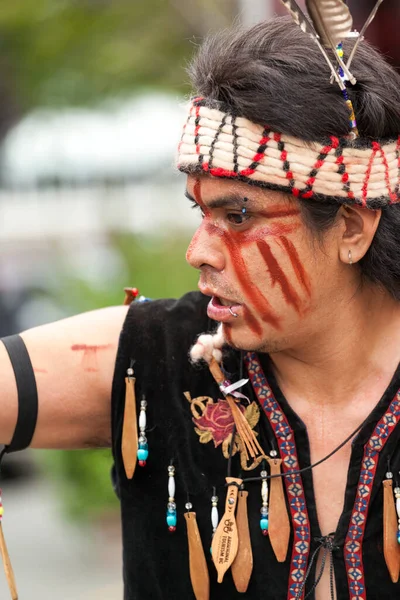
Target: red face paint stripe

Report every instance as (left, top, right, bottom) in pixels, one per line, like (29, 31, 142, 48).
(222, 234, 281, 330)
(256, 240, 302, 312)
(243, 307, 263, 337)
(240, 223, 299, 244)
(193, 178, 211, 217)
(279, 236, 311, 297)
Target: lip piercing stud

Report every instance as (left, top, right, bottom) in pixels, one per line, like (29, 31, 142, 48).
(229, 307, 238, 318)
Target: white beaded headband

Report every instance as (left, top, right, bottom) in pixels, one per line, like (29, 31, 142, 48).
(177, 98, 400, 209)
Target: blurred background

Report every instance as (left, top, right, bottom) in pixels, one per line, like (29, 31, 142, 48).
(0, 1, 397, 598)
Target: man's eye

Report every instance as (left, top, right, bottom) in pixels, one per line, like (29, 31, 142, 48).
(226, 212, 250, 225)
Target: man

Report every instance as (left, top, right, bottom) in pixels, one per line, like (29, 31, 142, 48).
(1, 15, 400, 600)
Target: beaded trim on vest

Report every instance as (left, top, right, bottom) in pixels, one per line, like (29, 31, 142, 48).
(177, 98, 400, 209)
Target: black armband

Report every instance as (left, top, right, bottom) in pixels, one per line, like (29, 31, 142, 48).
(1, 334, 38, 453)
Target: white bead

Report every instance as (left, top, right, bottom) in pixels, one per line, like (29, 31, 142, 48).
(261, 480, 268, 501)
(168, 476, 176, 498)
(211, 506, 219, 530)
(139, 410, 147, 430)
(396, 497, 400, 519)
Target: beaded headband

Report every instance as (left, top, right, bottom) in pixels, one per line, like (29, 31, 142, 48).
(177, 98, 400, 209)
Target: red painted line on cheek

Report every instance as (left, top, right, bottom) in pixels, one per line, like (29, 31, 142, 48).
(241, 222, 299, 243)
(243, 307, 264, 337)
(256, 239, 302, 312)
(222, 234, 281, 331)
(280, 236, 311, 297)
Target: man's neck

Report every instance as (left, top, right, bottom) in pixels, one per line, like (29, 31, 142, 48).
(269, 287, 400, 407)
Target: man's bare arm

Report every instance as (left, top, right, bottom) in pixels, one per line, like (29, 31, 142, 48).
(0, 305, 129, 449)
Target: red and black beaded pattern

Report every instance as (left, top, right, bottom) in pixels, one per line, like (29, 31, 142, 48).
(344, 389, 400, 599)
(299, 137, 339, 199)
(208, 114, 227, 171)
(245, 352, 311, 600)
(178, 99, 400, 207)
(204, 126, 271, 180)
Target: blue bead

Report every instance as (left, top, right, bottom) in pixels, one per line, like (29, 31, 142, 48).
(167, 513, 177, 527)
(397, 532, 400, 544)
(139, 442, 148, 450)
(260, 518, 269, 531)
(137, 449, 148, 460)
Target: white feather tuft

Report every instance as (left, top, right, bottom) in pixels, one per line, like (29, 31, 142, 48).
(190, 326, 227, 364)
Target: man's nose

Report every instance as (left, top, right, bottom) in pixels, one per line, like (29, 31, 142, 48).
(186, 222, 225, 272)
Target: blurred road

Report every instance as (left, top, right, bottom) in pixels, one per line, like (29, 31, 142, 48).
(0, 468, 123, 600)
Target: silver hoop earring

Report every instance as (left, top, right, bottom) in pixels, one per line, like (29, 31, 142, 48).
(348, 250, 353, 265)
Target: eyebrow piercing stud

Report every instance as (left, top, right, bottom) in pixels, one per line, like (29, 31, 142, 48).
(229, 307, 238, 318)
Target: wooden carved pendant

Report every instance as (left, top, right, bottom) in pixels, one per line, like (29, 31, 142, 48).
(266, 456, 290, 563)
(122, 368, 138, 479)
(231, 490, 253, 593)
(211, 477, 242, 583)
(184, 511, 210, 600)
(383, 479, 400, 583)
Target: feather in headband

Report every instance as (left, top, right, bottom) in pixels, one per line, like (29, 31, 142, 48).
(280, 0, 386, 139)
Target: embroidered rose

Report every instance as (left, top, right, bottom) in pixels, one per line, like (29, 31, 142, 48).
(184, 392, 262, 469)
(195, 399, 245, 447)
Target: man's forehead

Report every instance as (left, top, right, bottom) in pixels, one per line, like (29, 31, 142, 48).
(185, 174, 295, 209)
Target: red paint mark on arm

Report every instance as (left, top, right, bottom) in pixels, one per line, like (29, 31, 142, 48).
(33, 368, 48, 374)
(71, 344, 114, 373)
(71, 344, 113, 352)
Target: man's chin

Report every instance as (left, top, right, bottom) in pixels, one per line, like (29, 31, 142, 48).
(221, 323, 288, 354)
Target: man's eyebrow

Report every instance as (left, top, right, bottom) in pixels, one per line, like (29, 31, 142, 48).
(184, 189, 196, 203)
(184, 189, 250, 209)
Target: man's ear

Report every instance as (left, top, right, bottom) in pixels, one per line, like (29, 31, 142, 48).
(337, 205, 382, 264)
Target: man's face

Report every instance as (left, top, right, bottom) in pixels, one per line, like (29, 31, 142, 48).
(185, 174, 345, 353)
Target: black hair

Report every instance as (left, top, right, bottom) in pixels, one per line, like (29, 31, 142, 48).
(188, 16, 400, 300)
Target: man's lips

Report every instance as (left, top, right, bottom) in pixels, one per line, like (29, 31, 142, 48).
(207, 296, 243, 322)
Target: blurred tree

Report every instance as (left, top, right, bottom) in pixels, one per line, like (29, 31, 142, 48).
(0, 0, 235, 137)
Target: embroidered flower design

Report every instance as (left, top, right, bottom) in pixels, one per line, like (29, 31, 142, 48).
(184, 392, 263, 470)
(195, 398, 242, 447)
